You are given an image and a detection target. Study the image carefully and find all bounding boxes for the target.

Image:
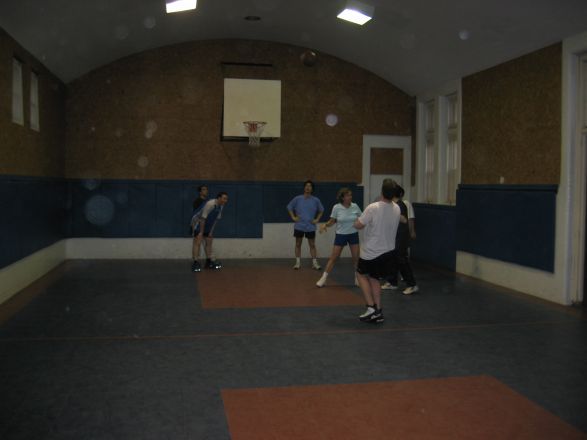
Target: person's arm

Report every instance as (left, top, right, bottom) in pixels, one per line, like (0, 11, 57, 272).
(287, 197, 299, 222)
(208, 220, 218, 237)
(198, 201, 213, 236)
(400, 215, 408, 224)
(312, 211, 323, 225)
(408, 218, 416, 239)
(353, 218, 365, 230)
(319, 218, 336, 233)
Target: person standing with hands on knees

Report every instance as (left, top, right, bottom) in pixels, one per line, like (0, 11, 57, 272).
(287, 180, 324, 270)
(190, 184, 209, 272)
(191, 191, 229, 271)
(316, 187, 362, 287)
(353, 180, 400, 323)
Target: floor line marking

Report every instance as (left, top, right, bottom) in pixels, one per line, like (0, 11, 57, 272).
(0, 320, 573, 343)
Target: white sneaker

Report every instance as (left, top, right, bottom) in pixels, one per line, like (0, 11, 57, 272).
(293, 261, 301, 270)
(359, 306, 376, 321)
(381, 282, 398, 290)
(312, 260, 321, 270)
(316, 274, 327, 287)
(403, 285, 419, 295)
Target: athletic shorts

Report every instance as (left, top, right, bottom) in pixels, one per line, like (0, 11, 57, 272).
(356, 250, 397, 279)
(334, 232, 359, 247)
(294, 229, 316, 239)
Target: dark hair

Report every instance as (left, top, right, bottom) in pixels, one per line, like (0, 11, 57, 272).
(216, 191, 228, 199)
(337, 187, 351, 203)
(304, 180, 314, 193)
(381, 179, 398, 200)
(396, 185, 405, 198)
(197, 184, 208, 193)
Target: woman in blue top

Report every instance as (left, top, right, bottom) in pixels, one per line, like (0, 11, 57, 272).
(316, 187, 362, 287)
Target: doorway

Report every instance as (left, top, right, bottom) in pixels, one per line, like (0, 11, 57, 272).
(361, 135, 411, 206)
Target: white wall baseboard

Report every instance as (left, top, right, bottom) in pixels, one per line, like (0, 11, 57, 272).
(65, 224, 349, 260)
(456, 250, 564, 305)
(0, 241, 66, 305)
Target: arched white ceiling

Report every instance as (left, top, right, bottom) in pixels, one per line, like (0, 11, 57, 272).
(1, 0, 586, 95)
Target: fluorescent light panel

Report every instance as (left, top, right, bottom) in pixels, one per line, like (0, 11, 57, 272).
(337, 1, 374, 25)
(166, 0, 197, 14)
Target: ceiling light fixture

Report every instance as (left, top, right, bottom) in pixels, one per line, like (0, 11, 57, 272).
(337, 0, 374, 25)
(166, 0, 197, 14)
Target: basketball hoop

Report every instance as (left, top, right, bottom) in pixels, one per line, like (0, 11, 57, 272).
(243, 121, 266, 147)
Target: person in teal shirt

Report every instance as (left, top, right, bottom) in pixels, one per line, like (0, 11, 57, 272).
(316, 187, 362, 287)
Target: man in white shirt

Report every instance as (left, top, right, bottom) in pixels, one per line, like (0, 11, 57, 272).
(353, 179, 401, 323)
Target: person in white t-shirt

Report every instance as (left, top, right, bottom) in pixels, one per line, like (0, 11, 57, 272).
(316, 187, 362, 287)
(353, 179, 401, 324)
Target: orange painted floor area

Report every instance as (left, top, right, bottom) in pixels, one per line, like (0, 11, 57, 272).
(222, 375, 587, 440)
(198, 265, 364, 309)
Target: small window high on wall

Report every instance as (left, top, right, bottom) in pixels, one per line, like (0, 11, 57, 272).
(12, 58, 24, 125)
(30, 71, 39, 131)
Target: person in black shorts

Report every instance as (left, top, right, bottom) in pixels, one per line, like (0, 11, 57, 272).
(353, 180, 401, 323)
(286, 180, 324, 270)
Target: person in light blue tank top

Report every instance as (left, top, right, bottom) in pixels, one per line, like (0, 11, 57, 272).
(315, 187, 362, 287)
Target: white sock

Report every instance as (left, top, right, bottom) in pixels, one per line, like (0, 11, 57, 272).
(313, 258, 319, 264)
(321, 271, 329, 279)
(295, 257, 301, 264)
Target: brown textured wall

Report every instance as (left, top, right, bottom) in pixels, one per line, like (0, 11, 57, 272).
(461, 43, 561, 185)
(370, 148, 403, 175)
(0, 28, 66, 177)
(65, 39, 413, 182)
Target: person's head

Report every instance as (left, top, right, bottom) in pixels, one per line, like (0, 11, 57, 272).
(197, 185, 208, 198)
(303, 180, 314, 194)
(337, 187, 352, 205)
(396, 185, 405, 199)
(216, 191, 228, 205)
(381, 178, 398, 201)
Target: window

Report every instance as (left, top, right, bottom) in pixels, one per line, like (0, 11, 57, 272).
(424, 100, 436, 203)
(445, 93, 459, 204)
(30, 71, 39, 131)
(12, 58, 24, 125)
(416, 81, 461, 205)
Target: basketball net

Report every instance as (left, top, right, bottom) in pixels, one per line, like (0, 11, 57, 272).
(243, 121, 266, 147)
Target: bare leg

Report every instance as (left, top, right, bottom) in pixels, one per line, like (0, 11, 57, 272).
(204, 237, 213, 259)
(324, 245, 343, 273)
(192, 233, 204, 260)
(356, 272, 374, 305)
(369, 277, 382, 308)
(349, 244, 360, 269)
(308, 238, 317, 259)
(295, 237, 303, 258)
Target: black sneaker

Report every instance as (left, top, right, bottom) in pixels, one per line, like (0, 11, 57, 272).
(359, 306, 376, 322)
(206, 260, 222, 270)
(369, 310, 385, 324)
(191, 261, 202, 272)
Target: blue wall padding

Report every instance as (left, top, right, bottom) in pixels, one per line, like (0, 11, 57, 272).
(410, 203, 457, 271)
(456, 184, 557, 272)
(0, 176, 67, 269)
(1, 176, 365, 270)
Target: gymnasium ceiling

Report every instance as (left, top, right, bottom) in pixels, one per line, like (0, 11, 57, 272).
(0, 0, 586, 95)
